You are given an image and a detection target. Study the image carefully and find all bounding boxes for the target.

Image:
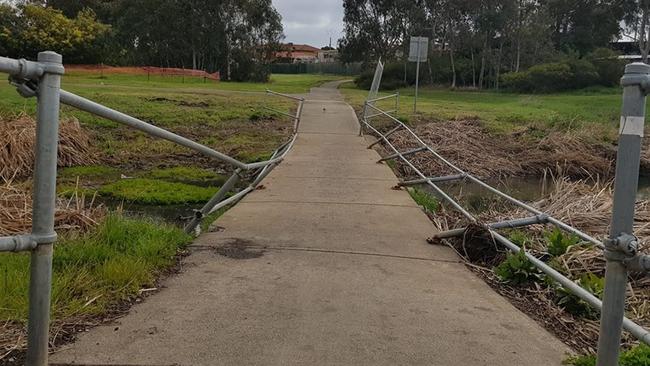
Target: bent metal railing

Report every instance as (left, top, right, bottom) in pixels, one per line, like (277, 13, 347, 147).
(0, 52, 303, 366)
(360, 62, 650, 365)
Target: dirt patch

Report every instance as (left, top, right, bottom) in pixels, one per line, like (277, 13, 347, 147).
(387, 119, 616, 180)
(215, 238, 265, 259)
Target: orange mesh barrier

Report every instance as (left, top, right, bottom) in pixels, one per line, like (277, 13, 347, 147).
(65, 64, 220, 81)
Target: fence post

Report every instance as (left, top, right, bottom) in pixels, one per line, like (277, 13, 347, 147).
(360, 101, 368, 137)
(24, 51, 64, 366)
(596, 62, 650, 366)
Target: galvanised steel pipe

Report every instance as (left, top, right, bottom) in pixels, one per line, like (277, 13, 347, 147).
(398, 174, 466, 187)
(25, 51, 64, 366)
(378, 146, 427, 162)
(597, 62, 650, 366)
(0, 235, 37, 252)
(364, 101, 604, 248)
(366, 93, 399, 104)
(490, 230, 650, 346)
(0, 56, 45, 79)
(59, 90, 248, 170)
(262, 105, 298, 120)
(184, 169, 242, 234)
(265, 89, 304, 102)
(207, 186, 254, 215)
(368, 125, 403, 148)
(363, 121, 475, 221)
(433, 215, 549, 239)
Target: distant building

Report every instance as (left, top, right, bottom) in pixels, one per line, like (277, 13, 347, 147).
(273, 43, 339, 64)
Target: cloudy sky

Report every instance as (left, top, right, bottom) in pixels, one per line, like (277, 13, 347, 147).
(272, 0, 344, 48)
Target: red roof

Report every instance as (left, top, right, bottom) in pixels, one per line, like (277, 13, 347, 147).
(282, 43, 320, 53)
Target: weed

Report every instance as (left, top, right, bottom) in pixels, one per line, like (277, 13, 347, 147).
(546, 228, 581, 257)
(0, 214, 191, 321)
(494, 249, 542, 285)
(555, 273, 604, 319)
(506, 229, 532, 247)
(59, 165, 120, 181)
(100, 178, 218, 205)
(408, 188, 439, 213)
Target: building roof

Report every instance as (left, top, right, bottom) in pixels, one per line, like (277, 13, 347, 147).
(282, 43, 321, 52)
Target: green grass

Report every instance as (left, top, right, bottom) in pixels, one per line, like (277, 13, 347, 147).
(99, 178, 219, 205)
(0, 214, 191, 321)
(341, 82, 632, 141)
(145, 166, 226, 186)
(59, 165, 121, 183)
(565, 344, 650, 366)
(408, 187, 439, 213)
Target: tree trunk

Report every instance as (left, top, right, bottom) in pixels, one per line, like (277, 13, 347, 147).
(471, 48, 476, 88)
(450, 48, 456, 88)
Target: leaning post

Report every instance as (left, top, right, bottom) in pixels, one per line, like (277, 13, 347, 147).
(596, 62, 650, 366)
(25, 51, 64, 366)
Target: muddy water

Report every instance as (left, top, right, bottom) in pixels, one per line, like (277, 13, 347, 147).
(420, 176, 650, 214)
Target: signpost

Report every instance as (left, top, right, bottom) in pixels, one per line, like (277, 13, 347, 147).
(409, 36, 428, 113)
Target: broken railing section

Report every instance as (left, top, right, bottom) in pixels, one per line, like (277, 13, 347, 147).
(0, 52, 303, 366)
(359, 63, 650, 363)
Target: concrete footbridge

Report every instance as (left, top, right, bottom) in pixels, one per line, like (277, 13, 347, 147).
(50, 81, 571, 365)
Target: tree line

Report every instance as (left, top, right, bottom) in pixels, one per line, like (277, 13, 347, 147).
(0, 0, 284, 81)
(341, 0, 650, 91)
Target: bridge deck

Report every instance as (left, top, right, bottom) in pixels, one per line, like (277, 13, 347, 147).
(52, 82, 570, 365)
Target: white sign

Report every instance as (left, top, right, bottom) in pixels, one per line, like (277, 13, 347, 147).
(408, 36, 428, 62)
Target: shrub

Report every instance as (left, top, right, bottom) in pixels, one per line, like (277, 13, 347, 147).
(355, 62, 408, 91)
(501, 57, 610, 93)
(546, 228, 580, 257)
(494, 249, 542, 285)
(588, 48, 625, 87)
(555, 273, 604, 319)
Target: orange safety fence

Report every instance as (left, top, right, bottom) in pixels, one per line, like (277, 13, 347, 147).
(65, 64, 220, 81)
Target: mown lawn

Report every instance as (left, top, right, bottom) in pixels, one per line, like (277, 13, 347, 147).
(340, 83, 638, 141)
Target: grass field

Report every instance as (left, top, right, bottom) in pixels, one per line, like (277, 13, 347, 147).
(340, 82, 632, 142)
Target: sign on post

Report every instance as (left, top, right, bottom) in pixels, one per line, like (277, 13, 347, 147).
(409, 36, 428, 62)
(409, 36, 428, 113)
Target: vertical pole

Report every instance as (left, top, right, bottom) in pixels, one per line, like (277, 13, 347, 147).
(360, 101, 367, 136)
(414, 38, 421, 114)
(25, 51, 63, 366)
(395, 92, 400, 114)
(596, 62, 649, 366)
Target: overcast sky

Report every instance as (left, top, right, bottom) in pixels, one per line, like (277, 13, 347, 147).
(272, 0, 344, 48)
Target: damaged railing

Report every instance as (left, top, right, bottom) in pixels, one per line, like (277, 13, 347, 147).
(360, 62, 650, 365)
(0, 52, 303, 366)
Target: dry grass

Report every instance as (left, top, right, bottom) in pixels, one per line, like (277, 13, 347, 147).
(387, 119, 614, 179)
(0, 115, 96, 181)
(0, 179, 104, 236)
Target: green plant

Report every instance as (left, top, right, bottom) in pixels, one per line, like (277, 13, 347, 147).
(546, 228, 580, 257)
(0, 214, 191, 321)
(494, 249, 542, 285)
(507, 230, 532, 248)
(408, 188, 439, 213)
(146, 166, 226, 186)
(556, 273, 604, 319)
(565, 344, 650, 366)
(100, 178, 219, 205)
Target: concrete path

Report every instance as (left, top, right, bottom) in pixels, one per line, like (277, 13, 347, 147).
(51, 82, 570, 365)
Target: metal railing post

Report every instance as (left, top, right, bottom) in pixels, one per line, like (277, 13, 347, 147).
(25, 51, 64, 366)
(184, 169, 242, 234)
(596, 62, 650, 366)
(360, 101, 367, 136)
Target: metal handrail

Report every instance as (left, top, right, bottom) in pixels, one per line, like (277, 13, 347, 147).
(360, 99, 650, 346)
(0, 52, 305, 365)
